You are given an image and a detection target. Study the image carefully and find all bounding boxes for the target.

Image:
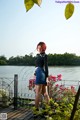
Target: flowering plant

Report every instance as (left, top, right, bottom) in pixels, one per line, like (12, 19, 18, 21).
(43, 75, 80, 119)
(28, 78, 35, 90)
(48, 74, 77, 101)
(32, 74, 80, 120)
(0, 89, 10, 107)
(28, 74, 62, 91)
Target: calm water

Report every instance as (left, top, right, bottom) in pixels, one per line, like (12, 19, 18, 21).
(0, 66, 80, 80)
(0, 66, 80, 98)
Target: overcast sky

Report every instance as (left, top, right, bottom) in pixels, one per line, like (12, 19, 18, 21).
(0, 0, 80, 58)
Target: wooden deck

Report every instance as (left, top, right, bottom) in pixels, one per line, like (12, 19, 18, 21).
(0, 106, 46, 120)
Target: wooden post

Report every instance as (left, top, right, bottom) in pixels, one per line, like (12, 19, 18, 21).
(14, 74, 18, 110)
(70, 85, 80, 120)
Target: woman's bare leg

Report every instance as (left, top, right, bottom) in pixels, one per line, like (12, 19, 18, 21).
(42, 85, 50, 104)
(35, 84, 42, 109)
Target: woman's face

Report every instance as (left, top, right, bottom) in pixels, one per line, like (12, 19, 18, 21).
(37, 45, 44, 53)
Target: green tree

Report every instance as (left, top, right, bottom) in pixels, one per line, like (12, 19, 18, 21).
(1, 53, 80, 66)
(0, 60, 7, 65)
(0, 56, 7, 65)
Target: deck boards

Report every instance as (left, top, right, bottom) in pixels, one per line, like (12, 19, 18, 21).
(0, 107, 46, 120)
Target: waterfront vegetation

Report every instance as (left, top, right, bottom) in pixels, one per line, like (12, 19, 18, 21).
(0, 52, 80, 66)
(32, 75, 80, 120)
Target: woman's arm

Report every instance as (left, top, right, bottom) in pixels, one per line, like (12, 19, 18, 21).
(44, 54, 49, 78)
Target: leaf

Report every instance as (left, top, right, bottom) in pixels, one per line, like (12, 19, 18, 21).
(33, 0, 42, 6)
(65, 3, 74, 19)
(24, 0, 34, 11)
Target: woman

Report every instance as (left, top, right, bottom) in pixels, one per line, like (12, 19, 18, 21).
(34, 42, 50, 110)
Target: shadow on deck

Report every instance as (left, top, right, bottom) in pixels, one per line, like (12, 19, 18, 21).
(0, 106, 46, 120)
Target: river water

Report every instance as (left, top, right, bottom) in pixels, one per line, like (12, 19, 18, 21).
(0, 66, 80, 98)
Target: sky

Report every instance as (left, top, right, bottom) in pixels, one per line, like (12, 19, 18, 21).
(0, 0, 80, 59)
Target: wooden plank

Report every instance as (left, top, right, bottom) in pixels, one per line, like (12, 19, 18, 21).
(0, 106, 13, 113)
(7, 108, 29, 119)
(0, 106, 46, 120)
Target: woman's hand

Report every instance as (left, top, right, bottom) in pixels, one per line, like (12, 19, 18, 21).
(46, 77, 50, 86)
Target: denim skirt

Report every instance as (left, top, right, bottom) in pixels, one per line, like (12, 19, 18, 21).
(35, 67, 46, 85)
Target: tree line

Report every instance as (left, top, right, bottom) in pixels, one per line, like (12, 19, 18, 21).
(0, 52, 80, 66)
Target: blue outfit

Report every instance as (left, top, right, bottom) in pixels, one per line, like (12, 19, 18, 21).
(35, 53, 48, 85)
